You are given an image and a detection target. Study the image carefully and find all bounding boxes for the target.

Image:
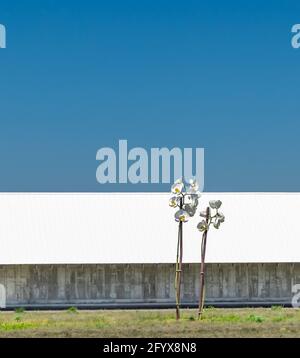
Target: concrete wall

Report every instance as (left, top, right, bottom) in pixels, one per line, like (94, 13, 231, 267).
(0, 263, 299, 308)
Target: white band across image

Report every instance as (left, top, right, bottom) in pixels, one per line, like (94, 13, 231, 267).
(0, 192, 299, 264)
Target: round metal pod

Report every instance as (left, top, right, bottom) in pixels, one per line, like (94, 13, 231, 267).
(209, 200, 222, 209)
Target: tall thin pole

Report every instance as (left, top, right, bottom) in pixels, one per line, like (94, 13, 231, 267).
(175, 225, 180, 320)
(175, 197, 183, 320)
(198, 206, 210, 320)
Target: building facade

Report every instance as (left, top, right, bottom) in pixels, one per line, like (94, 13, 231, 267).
(0, 193, 299, 308)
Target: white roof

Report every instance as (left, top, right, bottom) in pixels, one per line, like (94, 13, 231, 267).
(0, 193, 299, 264)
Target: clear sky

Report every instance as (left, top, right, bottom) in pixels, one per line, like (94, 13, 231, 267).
(0, 0, 300, 192)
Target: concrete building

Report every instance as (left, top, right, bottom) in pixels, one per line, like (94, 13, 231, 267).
(0, 193, 299, 308)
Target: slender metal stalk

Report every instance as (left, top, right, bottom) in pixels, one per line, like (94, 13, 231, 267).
(175, 196, 183, 320)
(175, 221, 181, 320)
(198, 206, 210, 320)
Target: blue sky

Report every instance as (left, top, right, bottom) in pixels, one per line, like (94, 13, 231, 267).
(0, 0, 300, 191)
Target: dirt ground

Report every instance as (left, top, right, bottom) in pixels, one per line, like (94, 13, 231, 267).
(0, 307, 299, 338)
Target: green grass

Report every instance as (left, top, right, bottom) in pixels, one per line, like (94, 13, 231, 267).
(0, 308, 300, 337)
(271, 305, 284, 311)
(14, 307, 25, 314)
(0, 321, 38, 331)
(66, 306, 78, 314)
(246, 314, 264, 323)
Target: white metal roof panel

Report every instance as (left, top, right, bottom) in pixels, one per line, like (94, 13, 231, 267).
(0, 193, 298, 264)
